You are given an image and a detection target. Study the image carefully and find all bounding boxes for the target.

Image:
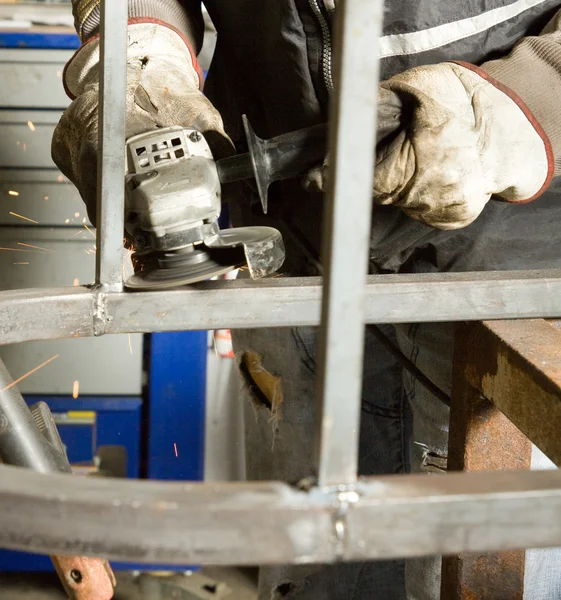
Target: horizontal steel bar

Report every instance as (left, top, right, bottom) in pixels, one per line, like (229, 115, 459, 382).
(1, 270, 561, 345)
(2, 465, 561, 564)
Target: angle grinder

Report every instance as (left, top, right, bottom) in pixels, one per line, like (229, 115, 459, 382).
(124, 93, 403, 290)
(124, 116, 327, 290)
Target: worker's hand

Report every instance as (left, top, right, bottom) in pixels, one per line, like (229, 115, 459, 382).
(52, 22, 231, 224)
(373, 62, 553, 230)
(303, 87, 403, 192)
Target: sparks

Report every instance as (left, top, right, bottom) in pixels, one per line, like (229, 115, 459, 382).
(10, 212, 38, 224)
(57, 175, 63, 183)
(0, 247, 36, 253)
(0, 355, 59, 392)
(72, 380, 80, 399)
(73, 278, 79, 286)
(8, 190, 19, 196)
(82, 217, 86, 223)
(44, 196, 49, 201)
(84, 225, 96, 238)
(13, 262, 29, 265)
(173, 443, 179, 457)
(65, 218, 70, 224)
(74, 212, 80, 218)
(128, 334, 133, 355)
(23, 143, 26, 153)
(27, 121, 36, 132)
(17, 242, 54, 252)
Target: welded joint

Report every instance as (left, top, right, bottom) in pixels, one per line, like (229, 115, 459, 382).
(331, 485, 360, 560)
(92, 290, 112, 337)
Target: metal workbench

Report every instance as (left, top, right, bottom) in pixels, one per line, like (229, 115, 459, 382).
(1, 0, 561, 577)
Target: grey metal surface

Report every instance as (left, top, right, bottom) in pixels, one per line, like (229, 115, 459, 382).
(2, 465, 561, 563)
(0, 110, 63, 169)
(0, 227, 142, 395)
(95, 0, 127, 291)
(314, 0, 383, 486)
(0, 50, 72, 110)
(0, 172, 87, 227)
(2, 271, 561, 345)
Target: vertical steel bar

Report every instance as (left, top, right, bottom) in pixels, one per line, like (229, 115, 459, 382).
(314, 0, 384, 486)
(95, 0, 128, 290)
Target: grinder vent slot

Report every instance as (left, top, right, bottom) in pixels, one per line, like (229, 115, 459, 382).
(129, 129, 192, 174)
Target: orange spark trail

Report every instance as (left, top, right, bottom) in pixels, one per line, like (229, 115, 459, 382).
(10, 212, 38, 224)
(1, 355, 59, 392)
(17, 242, 55, 252)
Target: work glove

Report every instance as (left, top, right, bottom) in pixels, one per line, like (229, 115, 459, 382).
(52, 22, 230, 224)
(374, 61, 553, 230)
(303, 87, 403, 192)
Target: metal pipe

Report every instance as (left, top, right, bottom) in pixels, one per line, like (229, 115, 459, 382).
(2, 271, 561, 345)
(313, 0, 396, 486)
(95, 0, 128, 291)
(2, 466, 561, 564)
(0, 359, 70, 473)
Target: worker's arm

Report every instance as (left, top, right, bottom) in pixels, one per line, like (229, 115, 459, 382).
(70, 0, 204, 50)
(373, 9, 561, 230)
(52, 1, 228, 223)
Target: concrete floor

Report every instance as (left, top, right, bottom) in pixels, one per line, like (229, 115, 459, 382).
(0, 568, 257, 599)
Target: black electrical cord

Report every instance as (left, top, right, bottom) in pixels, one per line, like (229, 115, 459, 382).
(367, 325, 451, 407)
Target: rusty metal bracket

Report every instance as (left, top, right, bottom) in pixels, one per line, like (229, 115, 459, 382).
(441, 319, 561, 600)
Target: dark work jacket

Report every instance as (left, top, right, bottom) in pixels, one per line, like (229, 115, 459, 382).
(198, 0, 561, 275)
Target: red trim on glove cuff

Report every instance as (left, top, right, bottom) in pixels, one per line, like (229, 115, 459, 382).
(62, 18, 204, 101)
(450, 60, 554, 204)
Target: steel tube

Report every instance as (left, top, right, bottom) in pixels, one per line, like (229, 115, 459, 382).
(0, 359, 70, 473)
(2, 466, 561, 564)
(314, 0, 384, 486)
(95, 0, 128, 291)
(2, 272, 561, 344)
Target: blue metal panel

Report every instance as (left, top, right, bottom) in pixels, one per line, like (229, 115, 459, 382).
(0, 32, 79, 50)
(146, 332, 207, 481)
(24, 396, 142, 479)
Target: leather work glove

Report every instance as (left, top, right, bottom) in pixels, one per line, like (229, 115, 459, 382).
(303, 87, 403, 192)
(52, 22, 230, 224)
(374, 61, 553, 230)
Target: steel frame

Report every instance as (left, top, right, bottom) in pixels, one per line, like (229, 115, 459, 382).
(1, 0, 561, 567)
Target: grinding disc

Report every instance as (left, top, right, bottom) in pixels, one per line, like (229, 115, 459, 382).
(125, 246, 244, 290)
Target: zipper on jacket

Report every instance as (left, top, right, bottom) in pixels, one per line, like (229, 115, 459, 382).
(308, 0, 334, 94)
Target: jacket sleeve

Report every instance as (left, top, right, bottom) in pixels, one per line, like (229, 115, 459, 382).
(70, 0, 204, 52)
(466, 9, 561, 177)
